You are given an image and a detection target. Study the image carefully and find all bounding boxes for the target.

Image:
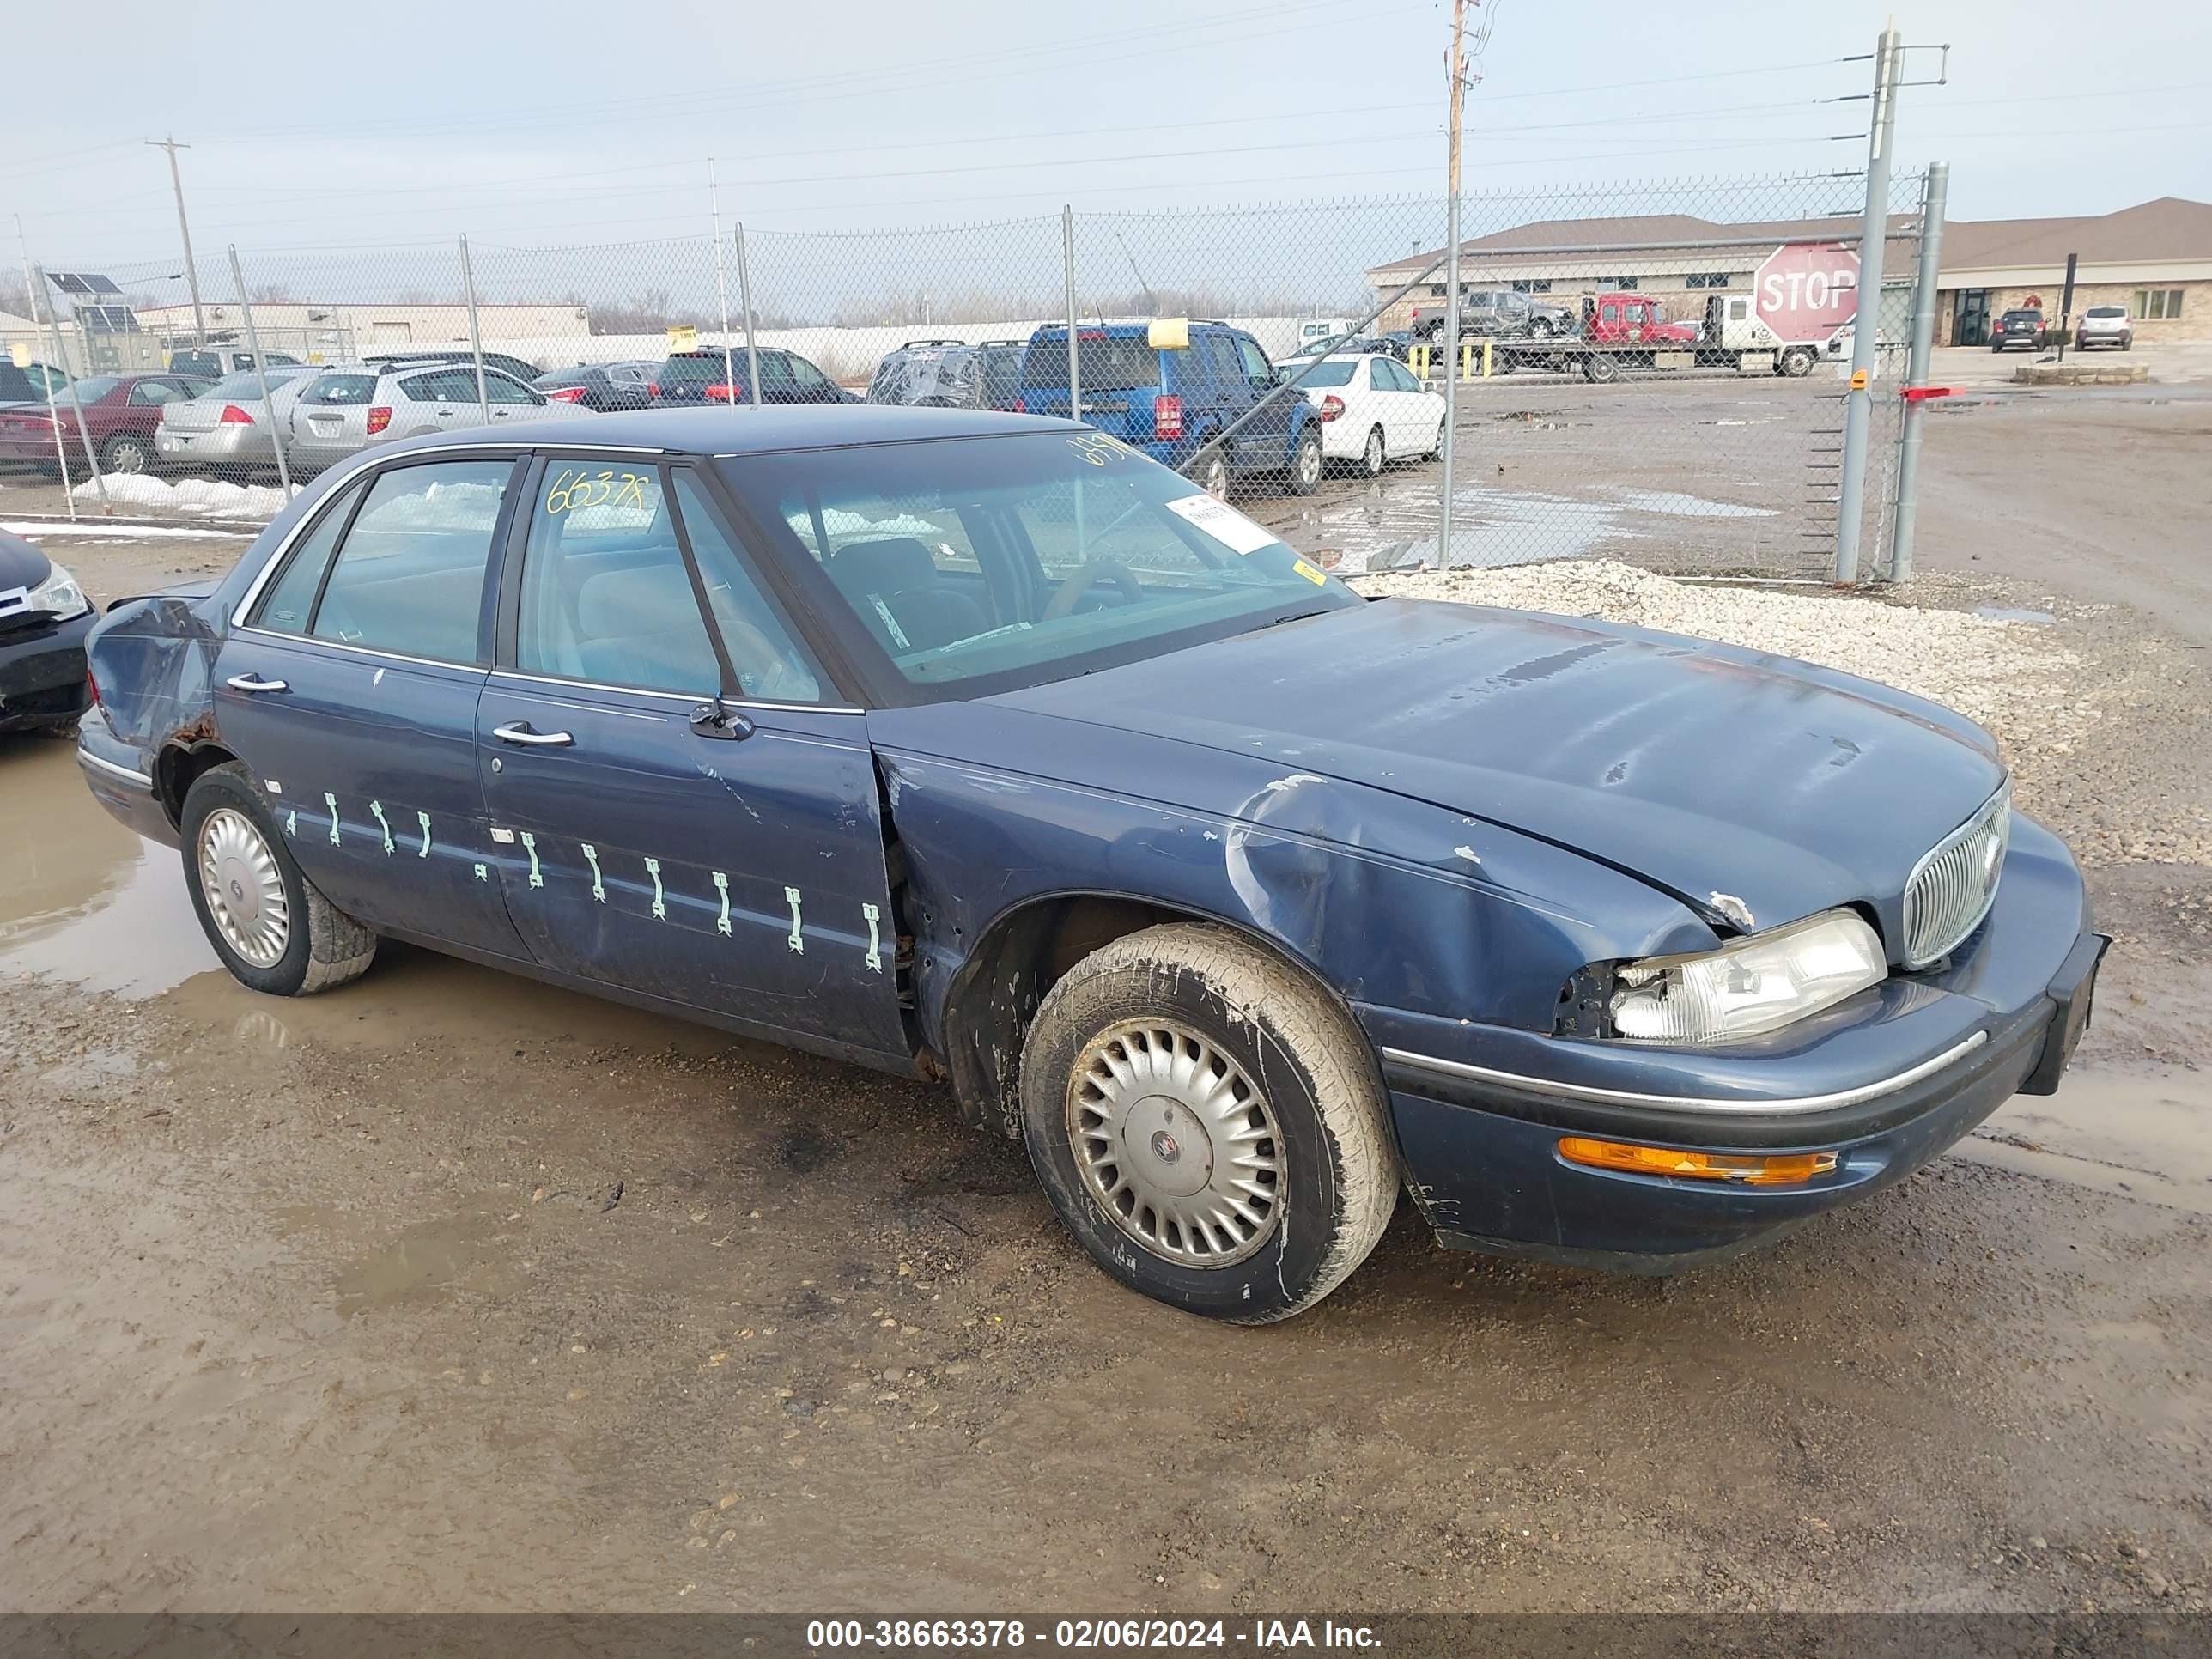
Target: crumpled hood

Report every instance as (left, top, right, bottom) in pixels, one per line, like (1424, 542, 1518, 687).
(994, 596, 2005, 938)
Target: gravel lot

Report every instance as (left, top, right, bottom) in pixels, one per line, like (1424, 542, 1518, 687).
(0, 389, 2207, 1620)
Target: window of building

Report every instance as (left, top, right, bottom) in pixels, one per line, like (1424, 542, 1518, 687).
(2132, 289, 2184, 320)
(1684, 272, 1739, 289)
(1613, 276, 1640, 290)
(1509, 279, 1553, 293)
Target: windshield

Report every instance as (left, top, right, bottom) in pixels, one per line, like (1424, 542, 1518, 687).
(1018, 333, 1162, 393)
(2084, 306, 2126, 319)
(720, 432, 1355, 697)
(302, 372, 377, 406)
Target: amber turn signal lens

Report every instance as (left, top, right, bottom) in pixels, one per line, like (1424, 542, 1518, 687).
(1557, 1137, 1839, 1186)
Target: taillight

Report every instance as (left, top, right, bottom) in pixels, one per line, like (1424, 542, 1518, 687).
(544, 386, 586, 404)
(647, 381, 660, 398)
(703, 382, 744, 403)
(366, 405, 392, 435)
(86, 667, 100, 707)
(218, 404, 254, 424)
(1153, 394, 1182, 439)
(1014, 395, 1025, 413)
(1319, 395, 1345, 422)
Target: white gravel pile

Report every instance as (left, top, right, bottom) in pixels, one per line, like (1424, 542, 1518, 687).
(1350, 560, 2138, 851)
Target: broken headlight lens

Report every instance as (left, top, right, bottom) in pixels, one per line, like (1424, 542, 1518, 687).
(1610, 909, 1886, 1044)
(26, 561, 89, 623)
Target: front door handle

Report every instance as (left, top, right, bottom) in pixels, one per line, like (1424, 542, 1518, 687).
(492, 721, 574, 747)
(226, 673, 289, 693)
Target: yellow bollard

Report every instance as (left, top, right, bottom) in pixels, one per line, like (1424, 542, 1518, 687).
(1410, 343, 1430, 380)
(1482, 338, 1494, 379)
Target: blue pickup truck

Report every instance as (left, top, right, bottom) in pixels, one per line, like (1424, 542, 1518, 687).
(1017, 319, 1325, 499)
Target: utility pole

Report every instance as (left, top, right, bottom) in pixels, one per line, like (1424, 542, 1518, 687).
(1832, 21, 1901, 584)
(146, 135, 207, 343)
(1438, 0, 1468, 568)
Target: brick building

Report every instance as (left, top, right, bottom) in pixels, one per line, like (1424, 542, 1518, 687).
(1933, 197, 2212, 345)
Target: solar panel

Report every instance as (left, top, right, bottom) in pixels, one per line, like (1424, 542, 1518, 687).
(49, 271, 125, 296)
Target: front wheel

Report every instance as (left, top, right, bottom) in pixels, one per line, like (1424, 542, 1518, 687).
(1528, 318, 1555, 340)
(1195, 450, 1230, 501)
(1286, 427, 1324, 495)
(1429, 418, 1446, 460)
(1018, 924, 1398, 1323)
(182, 761, 376, 997)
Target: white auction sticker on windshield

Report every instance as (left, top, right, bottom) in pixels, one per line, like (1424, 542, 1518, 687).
(1164, 492, 1280, 556)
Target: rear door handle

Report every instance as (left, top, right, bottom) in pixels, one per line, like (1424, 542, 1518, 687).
(225, 673, 289, 693)
(492, 721, 574, 747)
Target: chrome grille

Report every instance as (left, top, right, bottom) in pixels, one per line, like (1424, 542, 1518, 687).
(1902, 782, 2011, 968)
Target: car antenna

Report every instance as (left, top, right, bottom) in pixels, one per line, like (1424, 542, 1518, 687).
(1115, 229, 1157, 318)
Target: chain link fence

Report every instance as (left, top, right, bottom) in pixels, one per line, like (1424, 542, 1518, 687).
(8, 168, 1929, 581)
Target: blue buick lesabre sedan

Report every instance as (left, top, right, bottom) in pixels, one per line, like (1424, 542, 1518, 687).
(74, 406, 2106, 1322)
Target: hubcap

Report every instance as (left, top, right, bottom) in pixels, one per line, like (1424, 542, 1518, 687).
(111, 442, 147, 474)
(1364, 430, 1383, 473)
(198, 806, 290, 968)
(1203, 459, 1228, 501)
(1299, 439, 1321, 486)
(1067, 1019, 1282, 1268)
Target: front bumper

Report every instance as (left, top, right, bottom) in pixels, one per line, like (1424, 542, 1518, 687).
(1370, 815, 2105, 1271)
(0, 608, 95, 730)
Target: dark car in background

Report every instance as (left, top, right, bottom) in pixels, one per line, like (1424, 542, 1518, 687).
(865, 338, 1024, 411)
(651, 347, 855, 407)
(0, 371, 211, 475)
(70, 404, 2104, 1324)
(1990, 309, 2048, 352)
(0, 529, 95, 734)
(533, 361, 657, 412)
(1017, 319, 1323, 498)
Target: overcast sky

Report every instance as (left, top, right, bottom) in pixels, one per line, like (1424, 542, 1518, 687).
(11, 0, 2208, 285)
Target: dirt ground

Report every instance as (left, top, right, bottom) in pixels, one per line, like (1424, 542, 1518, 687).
(2, 390, 2209, 1617)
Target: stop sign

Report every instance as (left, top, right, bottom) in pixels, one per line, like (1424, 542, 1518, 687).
(1754, 242, 1862, 343)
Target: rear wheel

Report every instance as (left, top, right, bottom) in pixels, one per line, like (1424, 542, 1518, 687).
(181, 761, 376, 997)
(1359, 425, 1386, 478)
(1018, 924, 1397, 1323)
(102, 433, 153, 475)
(1778, 346, 1817, 377)
(1287, 427, 1324, 495)
(1583, 352, 1621, 384)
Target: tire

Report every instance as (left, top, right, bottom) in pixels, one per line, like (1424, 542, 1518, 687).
(1287, 427, 1324, 495)
(1196, 450, 1230, 501)
(1018, 924, 1397, 1324)
(1428, 418, 1445, 460)
(181, 760, 376, 997)
(1778, 346, 1817, 377)
(1583, 352, 1621, 384)
(103, 433, 153, 475)
(1359, 425, 1386, 478)
(2121, 335, 2132, 351)
(1529, 318, 1555, 340)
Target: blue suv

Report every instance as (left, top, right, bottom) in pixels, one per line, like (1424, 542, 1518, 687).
(1017, 320, 1325, 497)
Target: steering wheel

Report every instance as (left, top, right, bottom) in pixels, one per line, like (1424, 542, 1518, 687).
(1041, 560, 1145, 622)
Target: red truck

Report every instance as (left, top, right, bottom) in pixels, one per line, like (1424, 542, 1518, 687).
(1577, 292, 1700, 347)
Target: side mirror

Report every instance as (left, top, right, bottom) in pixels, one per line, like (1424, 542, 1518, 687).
(690, 698, 757, 742)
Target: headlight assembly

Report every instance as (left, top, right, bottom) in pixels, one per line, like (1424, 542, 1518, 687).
(1610, 909, 1886, 1044)
(27, 561, 90, 623)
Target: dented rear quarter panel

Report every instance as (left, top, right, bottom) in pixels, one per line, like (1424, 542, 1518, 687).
(867, 699, 1715, 1067)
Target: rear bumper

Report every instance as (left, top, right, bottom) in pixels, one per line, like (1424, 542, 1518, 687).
(0, 608, 95, 730)
(1370, 817, 2104, 1272)
(158, 424, 270, 464)
(75, 702, 179, 848)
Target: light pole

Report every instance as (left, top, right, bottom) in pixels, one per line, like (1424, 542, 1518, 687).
(147, 135, 208, 343)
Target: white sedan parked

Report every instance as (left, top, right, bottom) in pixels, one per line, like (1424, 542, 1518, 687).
(1275, 352, 1445, 477)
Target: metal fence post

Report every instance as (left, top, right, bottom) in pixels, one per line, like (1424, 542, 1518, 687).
(1833, 22, 1901, 583)
(228, 245, 293, 499)
(15, 240, 77, 518)
(1886, 161, 1948, 583)
(734, 223, 763, 408)
(459, 234, 489, 421)
(1438, 0, 1467, 568)
(33, 263, 110, 514)
(709, 159, 739, 402)
(1062, 204, 1081, 427)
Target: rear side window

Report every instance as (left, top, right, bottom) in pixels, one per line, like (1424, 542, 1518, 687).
(303, 373, 376, 406)
(309, 459, 516, 661)
(1019, 334, 1162, 392)
(1200, 334, 1241, 388)
(250, 480, 366, 635)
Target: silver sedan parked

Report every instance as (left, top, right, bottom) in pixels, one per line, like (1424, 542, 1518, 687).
(156, 365, 319, 476)
(283, 361, 592, 474)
